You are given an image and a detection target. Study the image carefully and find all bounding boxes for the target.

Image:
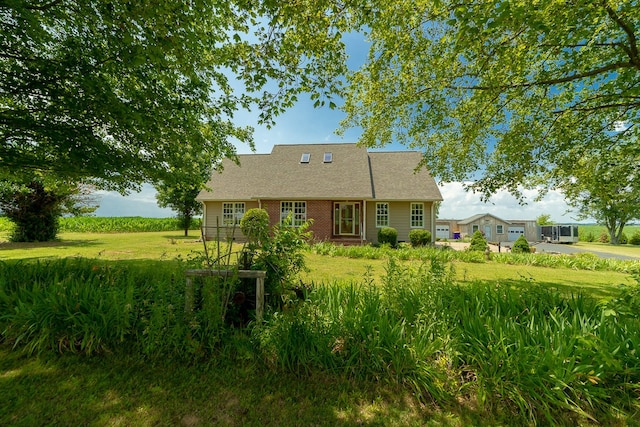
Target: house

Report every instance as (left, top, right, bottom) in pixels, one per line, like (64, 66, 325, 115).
(196, 143, 443, 244)
(436, 213, 538, 242)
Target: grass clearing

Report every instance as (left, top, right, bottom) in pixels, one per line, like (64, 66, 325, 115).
(0, 346, 453, 427)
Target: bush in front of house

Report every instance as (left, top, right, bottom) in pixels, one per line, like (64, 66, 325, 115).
(378, 227, 398, 247)
(468, 230, 487, 252)
(240, 208, 270, 246)
(511, 235, 531, 254)
(409, 229, 432, 247)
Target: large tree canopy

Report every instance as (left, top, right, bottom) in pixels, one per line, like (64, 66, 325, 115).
(1, 0, 348, 190)
(341, 0, 640, 198)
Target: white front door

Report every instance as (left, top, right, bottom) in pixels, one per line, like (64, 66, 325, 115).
(334, 202, 360, 236)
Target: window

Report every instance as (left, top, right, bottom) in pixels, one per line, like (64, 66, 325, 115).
(222, 202, 245, 226)
(300, 153, 310, 163)
(472, 224, 479, 233)
(323, 152, 332, 163)
(410, 203, 424, 228)
(281, 201, 306, 226)
(496, 225, 504, 234)
(376, 203, 389, 227)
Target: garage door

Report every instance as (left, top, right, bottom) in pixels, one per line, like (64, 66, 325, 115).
(508, 227, 525, 241)
(436, 225, 450, 239)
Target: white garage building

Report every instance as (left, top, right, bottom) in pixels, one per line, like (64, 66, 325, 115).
(436, 213, 538, 242)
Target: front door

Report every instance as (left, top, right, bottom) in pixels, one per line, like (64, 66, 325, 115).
(334, 202, 360, 236)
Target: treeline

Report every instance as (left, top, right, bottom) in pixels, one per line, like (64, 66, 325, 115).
(0, 216, 202, 234)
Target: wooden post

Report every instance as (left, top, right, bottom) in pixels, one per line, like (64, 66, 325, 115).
(256, 276, 264, 322)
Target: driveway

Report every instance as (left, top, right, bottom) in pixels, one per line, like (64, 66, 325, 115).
(531, 242, 639, 261)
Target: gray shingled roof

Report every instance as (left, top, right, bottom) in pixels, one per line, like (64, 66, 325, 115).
(457, 213, 512, 225)
(197, 143, 442, 201)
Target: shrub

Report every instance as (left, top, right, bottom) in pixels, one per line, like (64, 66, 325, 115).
(378, 227, 398, 247)
(629, 231, 640, 246)
(619, 232, 628, 245)
(511, 235, 531, 254)
(409, 229, 432, 247)
(468, 230, 487, 252)
(240, 208, 270, 246)
(251, 214, 313, 306)
(598, 230, 610, 243)
(581, 232, 595, 242)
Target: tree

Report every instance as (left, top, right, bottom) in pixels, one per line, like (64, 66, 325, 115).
(155, 154, 213, 237)
(536, 214, 554, 226)
(0, 177, 98, 242)
(341, 1, 640, 199)
(1, 1, 348, 191)
(560, 147, 640, 245)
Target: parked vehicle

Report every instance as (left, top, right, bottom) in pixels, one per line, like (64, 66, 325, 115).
(538, 225, 579, 243)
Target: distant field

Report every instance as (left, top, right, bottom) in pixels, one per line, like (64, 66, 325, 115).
(0, 216, 201, 234)
(578, 224, 640, 242)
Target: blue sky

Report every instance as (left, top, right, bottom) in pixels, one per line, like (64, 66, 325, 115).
(94, 90, 581, 223)
(95, 32, 583, 223)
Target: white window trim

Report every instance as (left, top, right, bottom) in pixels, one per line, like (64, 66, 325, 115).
(376, 202, 389, 228)
(280, 201, 306, 226)
(496, 224, 504, 234)
(222, 202, 245, 226)
(410, 202, 424, 228)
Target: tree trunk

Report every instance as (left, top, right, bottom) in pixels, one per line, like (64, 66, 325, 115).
(183, 212, 191, 237)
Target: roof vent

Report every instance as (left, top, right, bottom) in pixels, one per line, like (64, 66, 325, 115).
(323, 152, 332, 163)
(300, 153, 310, 163)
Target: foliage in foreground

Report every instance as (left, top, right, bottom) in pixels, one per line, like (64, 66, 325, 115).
(1, 257, 639, 424)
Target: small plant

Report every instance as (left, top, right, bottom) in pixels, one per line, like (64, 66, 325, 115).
(409, 229, 431, 247)
(619, 232, 628, 245)
(511, 235, 530, 254)
(598, 230, 610, 243)
(468, 230, 487, 252)
(378, 227, 398, 247)
(630, 231, 640, 246)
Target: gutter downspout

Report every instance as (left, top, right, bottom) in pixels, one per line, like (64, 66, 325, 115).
(362, 200, 367, 243)
(431, 202, 436, 244)
(201, 201, 207, 240)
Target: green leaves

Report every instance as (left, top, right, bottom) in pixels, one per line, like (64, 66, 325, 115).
(1, 0, 347, 190)
(340, 0, 640, 199)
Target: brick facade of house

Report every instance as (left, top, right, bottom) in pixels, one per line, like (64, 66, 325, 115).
(261, 200, 359, 243)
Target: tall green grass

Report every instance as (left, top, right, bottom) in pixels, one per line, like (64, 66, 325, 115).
(0, 259, 230, 358)
(258, 257, 640, 424)
(1, 256, 638, 424)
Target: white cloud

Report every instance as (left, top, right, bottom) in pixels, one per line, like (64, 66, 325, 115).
(94, 184, 173, 218)
(437, 182, 586, 223)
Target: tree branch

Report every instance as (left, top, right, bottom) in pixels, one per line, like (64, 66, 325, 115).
(604, 1, 640, 67)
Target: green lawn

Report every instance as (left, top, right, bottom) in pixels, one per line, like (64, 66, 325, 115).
(1, 347, 453, 427)
(2, 231, 635, 298)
